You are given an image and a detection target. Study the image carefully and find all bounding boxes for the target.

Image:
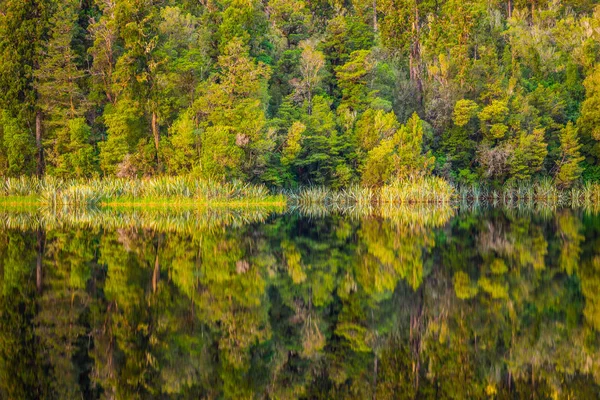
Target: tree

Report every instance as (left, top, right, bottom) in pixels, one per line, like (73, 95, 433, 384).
(361, 113, 434, 186)
(578, 65, 600, 142)
(281, 121, 305, 167)
(452, 99, 479, 127)
(354, 108, 398, 153)
(88, 0, 119, 105)
(555, 122, 584, 188)
(218, 0, 268, 56)
(35, 0, 88, 176)
(291, 95, 342, 185)
(268, 0, 311, 47)
(335, 50, 375, 127)
(379, 0, 435, 107)
(99, 99, 145, 176)
(163, 113, 200, 175)
(0, 0, 51, 175)
(193, 38, 271, 180)
(0, 111, 36, 176)
(291, 41, 325, 114)
(508, 128, 547, 182)
(478, 100, 509, 141)
(50, 119, 96, 178)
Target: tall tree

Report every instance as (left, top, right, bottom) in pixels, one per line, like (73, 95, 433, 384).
(0, 0, 51, 175)
(192, 38, 271, 180)
(35, 0, 92, 177)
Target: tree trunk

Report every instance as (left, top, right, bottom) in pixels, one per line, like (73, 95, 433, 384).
(152, 238, 160, 293)
(373, 0, 378, 32)
(152, 111, 159, 152)
(35, 111, 44, 176)
(36, 229, 45, 294)
(372, 356, 378, 399)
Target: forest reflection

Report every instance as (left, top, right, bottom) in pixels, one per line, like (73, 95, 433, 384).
(0, 205, 600, 399)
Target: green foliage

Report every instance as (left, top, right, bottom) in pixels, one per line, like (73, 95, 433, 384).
(163, 113, 200, 175)
(555, 122, 585, 188)
(336, 50, 375, 119)
(193, 37, 271, 180)
(0, 111, 35, 176)
(452, 99, 479, 127)
(35, 0, 85, 124)
(439, 126, 476, 177)
(354, 108, 398, 153)
(509, 128, 548, 182)
(362, 113, 434, 186)
(281, 121, 305, 167)
(478, 100, 509, 141)
(0, 0, 598, 190)
(49, 118, 96, 179)
(291, 95, 342, 185)
(99, 99, 145, 176)
(579, 66, 600, 142)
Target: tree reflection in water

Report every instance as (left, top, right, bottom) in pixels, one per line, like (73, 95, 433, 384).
(0, 205, 599, 399)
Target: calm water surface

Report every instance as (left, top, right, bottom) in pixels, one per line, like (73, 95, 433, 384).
(0, 205, 599, 399)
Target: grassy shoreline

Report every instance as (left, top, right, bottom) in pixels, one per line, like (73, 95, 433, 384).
(0, 176, 287, 207)
(1, 176, 600, 207)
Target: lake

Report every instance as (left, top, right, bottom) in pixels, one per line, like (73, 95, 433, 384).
(0, 204, 599, 398)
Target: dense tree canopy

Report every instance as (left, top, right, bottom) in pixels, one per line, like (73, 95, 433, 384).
(0, 0, 599, 187)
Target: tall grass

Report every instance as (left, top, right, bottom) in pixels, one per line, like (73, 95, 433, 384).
(380, 176, 454, 204)
(287, 176, 455, 205)
(3, 175, 600, 207)
(0, 176, 283, 206)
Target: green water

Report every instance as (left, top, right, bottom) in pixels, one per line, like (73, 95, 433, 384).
(0, 206, 599, 399)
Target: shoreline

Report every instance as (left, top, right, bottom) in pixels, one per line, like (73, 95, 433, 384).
(1, 176, 600, 207)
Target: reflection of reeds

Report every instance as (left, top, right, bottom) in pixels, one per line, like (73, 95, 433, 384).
(459, 198, 600, 216)
(291, 202, 455, 229)
(0, 205, 282, 234)
(0, 201, 455, 233)
(458, 179, 600, 208)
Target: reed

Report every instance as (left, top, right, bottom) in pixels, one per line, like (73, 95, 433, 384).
(380, 176, 455, 204)
(0, 176, 284, 206)
(288, 176, 455, 206)
(2, 176, 600, 207)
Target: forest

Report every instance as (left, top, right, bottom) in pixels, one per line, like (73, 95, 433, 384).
(1, 0, 600, 190)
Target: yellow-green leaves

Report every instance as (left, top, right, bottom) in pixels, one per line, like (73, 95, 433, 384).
(555, 122, 585, 189)
(478, 100, 509, 141)
(193, 38, 271, 180)
(452, 99, 479, 127)
(355, 108, 398, 152)
(361, 113, 434, 186)
(281, 121, 305, 167)
(579, 65, 600, 141)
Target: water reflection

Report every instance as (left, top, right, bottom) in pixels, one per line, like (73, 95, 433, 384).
(0, 206, 599, 398)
